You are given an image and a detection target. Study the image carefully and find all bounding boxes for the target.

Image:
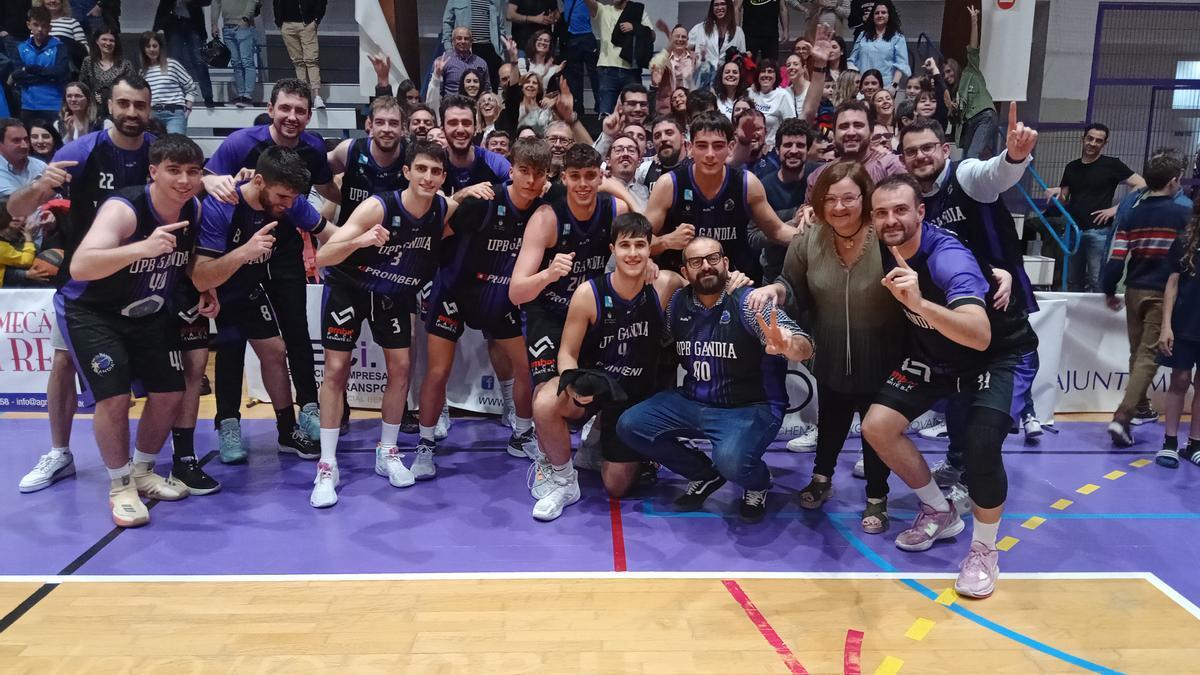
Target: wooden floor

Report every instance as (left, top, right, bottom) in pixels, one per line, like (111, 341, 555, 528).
(0, 576, 1194, 674)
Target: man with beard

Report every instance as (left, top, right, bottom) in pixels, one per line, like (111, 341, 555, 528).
(645, 112, 797, 282)
(440, 95, 512, 194)
(617, 237, 813, 522)
(806, 100, 906, 192)
(593, 84, 652, 156)
(192, 147, 338, 464)
(861, 174, 1037, 599)
(753, 118, 817, 285)
(729, 107, 775, 177)
(634, 116, 687, 195)
(408, 104, 438, 141)
(605, 133, 646, 209)
(200, 79, 336, 462)
(509, 144, 629, 520)
(327, 96, 408, 224)
(12, 75, 157, 495)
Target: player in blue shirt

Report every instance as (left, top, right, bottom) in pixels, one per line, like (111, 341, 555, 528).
(57, 135, 214, 527)
(192, 146, 338, 464)
(439, 95, 512, 195)
(617, 237, 814, 523)
(862, 174, 1036, 600)
(311, 139, 459, 508)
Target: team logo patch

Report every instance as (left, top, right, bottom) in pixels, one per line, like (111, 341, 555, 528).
(91, 353, 115, 376)
(900, 358, 932, 383)
(683, 189, 693, 201)
(443, 301, 459, 315)
(528, 336, 554, 357)
(391, 216, 402, 229)
(603, 295, 613, 308)
(178, 305, 200, 323)
(724, 198, 735, 212)
(330, 307, 355, 325)
(719, 310, 731, 324)
(497, 205, 507, 216)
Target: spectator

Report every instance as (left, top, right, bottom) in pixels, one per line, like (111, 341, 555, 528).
(606, 132, 646, 208)
(739, 0, 786, 63)
(915, 57, 949, 128)
(153, 0, 215, 109)
(0, 118, 47, 197)
(43, 0, 88, 70)
(74, 0, 120, 34)
(945, 6, 996, 159)
(847, 0, 873, 34)
(560, 0, 600, 120)
(825, 35, 847, 82)
(913, 87, 938, 121)
(138, 31, 198, 134)
(442, 0, 507, 89)
(1049, 123, 1147, 292)
(687, 88, 719, 119)
(798, 0, 851, 37)
(650, 23, 698, 92)
(28, 120, 61, 162)
(79, 25, 135, 109)
(211, 0, 261, 108)
(438, 28, 492, 98)
(713, 59, 748, 119)
(474, 91, 502, 140)
(12, 9, 71, 127)
(515, 72, 552, 132)
(517, 29, 561, 87)
(783, 53, 809, 116)
(1156, 199, 1200, 467)
(485, 128, 511, 156)
(56, 81, 96, 142)
(805, 100, 905, 191)
(833, 69, 859, 106)
(408, 103, 437, 140)
(0, 201, 41, 287)
(587, 0, 654, 116)
(508, 0, 558, 56)
(848, 0, 909, 91)
(396, 78, 422, 109)
(870, 87, 894, 131)
(689, 0, 744, 91)
(593, 83, 650, 155)
(753, 117, 814, 283)
(273, 0, 326, 108)
(749, 58, 795, 152)
(858, 68, 883, 99)
(668, 86, 688, 125)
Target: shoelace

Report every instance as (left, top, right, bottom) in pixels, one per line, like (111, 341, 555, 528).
(684, 478, 712, 495)
(959, 546, 992, 575)
(743, 490, 766, 507)
(34, 453, 60, 472)
(526, 457, 552, 490)
(913, 505, 944, 536)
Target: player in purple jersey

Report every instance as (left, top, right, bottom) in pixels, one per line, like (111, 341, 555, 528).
(309, 140, 460, 508)
(58, 135, 215, 528)
(11, 75, 155, 496)
(862, 174, 1035, 599)
(440, 95, 512, 194)
(193, 147, 339, 464)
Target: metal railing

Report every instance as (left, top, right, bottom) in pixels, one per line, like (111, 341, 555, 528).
(1013, 163, 1082, 291)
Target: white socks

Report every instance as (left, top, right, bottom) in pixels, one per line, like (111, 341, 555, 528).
(132, 449, 157, 467)
(500, 379, 514, 408)
(419, 424, 437, 443)
(319, 428, 340, 465)
(51, 446, 71, 456)
(915, 479, 951, 513)
(551, 459, 575, 477)
(513, 416, 533, 435)
(379, 422, 400, 451)
(972, 519, 1000, 549)
(107, 462, 132, 481)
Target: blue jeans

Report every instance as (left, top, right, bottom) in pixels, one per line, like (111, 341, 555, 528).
(222, 25, 258, 99)
(616, 389, 781, 490)
(960, 108, 998, 160)
(154, 109, 188, 134)
(165, 21, 214, 104)
(1068, 227, 1110, 293)
(563, 33, 599, 117)
(597, 66, 640, 115)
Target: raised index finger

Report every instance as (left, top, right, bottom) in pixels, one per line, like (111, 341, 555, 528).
(889, 246, 911, 270)
(160, 221, 190, 232)
(1008, 101, 1018, 134)
(258, 220, 278, 234)
(51, 160, 79, 169)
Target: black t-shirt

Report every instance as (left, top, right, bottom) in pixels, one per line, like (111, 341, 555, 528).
(849, 0, 874, 32)
(510, 0, 559, 51)
(1060, 155, 1134, 230)
(742, 0, 779, 39)
(1168, 238, 1200, 341)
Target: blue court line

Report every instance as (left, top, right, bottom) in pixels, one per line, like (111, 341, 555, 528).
(826, 513, 1123, 675)
(638, 499, 1200, 522)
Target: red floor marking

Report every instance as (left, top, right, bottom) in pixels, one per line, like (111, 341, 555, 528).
(608, 497, 627, 572)
(722, 579, 809, 675)
(843, 629, 864, 675)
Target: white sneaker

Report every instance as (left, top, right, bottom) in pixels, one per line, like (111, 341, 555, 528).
(313, 95, 326, 109)
(947, 482, 973, 516)
(528, 453, 555, 499)
(786, 423, 818, 452)
(109, 476, 149, 528)
(852, 453, 866, 479)
(435, 406, 452, 441)
(501, 398, 517, 430)
(310, 462, 339, 508)
(375, 445, 415, 488)
(919, 421, 950, 442)
(412, 441, 437, 480)
(1023, 414, 1043, 441)
(532, 470, 581, 521)
(19, 449, 75, 493)
(507, 428, 539, 460)
(132, 464, 189, 501)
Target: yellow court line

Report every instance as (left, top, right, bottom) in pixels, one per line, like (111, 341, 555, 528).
(874, 655, 905, 675)
(1076, 484, 1100, 495)
(996, 536, 1020, 551)
(903, 617, 935, 641)
(1050, 498, 1074, 510)
(934, 588, 958, 606)
(1021, 516, 1046, 530)
(1129, 458, 1152, 468)
(1103, 470, 1126, 480)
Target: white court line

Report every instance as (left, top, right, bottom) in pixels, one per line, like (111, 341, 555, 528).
(1144, 573, 1200, 620)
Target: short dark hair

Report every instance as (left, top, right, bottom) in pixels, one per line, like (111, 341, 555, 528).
(898, 115, 947, 147)
(515, 124, 540, 138)
(270, 78, 313, 107)
(439, 95, 475, 124)
(409, 103, 436, 120)
(611, 212, 653, 244)
(895, 98, 916, 123)
(510, 137, 552, 172)
(686, 90, 718, 119)
(775, 118, 814, 151)
(834, 100, 875, 129)
(27, 6, 50, 23)
(149, 134, 204, 166)
(689, 112, 734, 141)
(1084, 123, 1110, 141)
(872, 173, 923, 208)
(111, 73, 151, 96)
(406, 138, 448, 166)
(651, 115, 686, 137)
(619, 83, 649, 103)
(1143, 153, 1184, 191)
(563, 143, 602, 170)
(0, 118, 25, 142)
(486, 129, 511, 143)
(255, 146, 311, 193)
(859, 69, 884, 88)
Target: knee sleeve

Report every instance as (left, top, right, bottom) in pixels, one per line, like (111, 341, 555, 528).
(961, 407, 1010, 509)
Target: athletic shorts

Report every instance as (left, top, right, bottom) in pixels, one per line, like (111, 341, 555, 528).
(173, 303, 212, 352)
(55, 295, 185, 403)
(321, 282, 412, 351)
(214, 284, 281, 343)
(874, 349, 1024, 422)
(522, 302, 566, 385)
(597, 398, 650, 464)
(425, 284, 522, 342)
(1159, 337, 1200, 371)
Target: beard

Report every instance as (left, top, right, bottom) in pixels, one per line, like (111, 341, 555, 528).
(694, 268, 727, 294)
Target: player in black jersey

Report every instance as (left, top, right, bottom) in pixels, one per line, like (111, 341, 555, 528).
(58, 135, 212, 527)
(527, 214, 686, 520)
(644, 113, 798, 282)
(617, 237, 814, 522)
(861, 174, 1037, 599)
(417, 138, 555, 465)
(327, 96, 407, 224)
(10, 75, 154, 495)
(311, 140, 459, 508)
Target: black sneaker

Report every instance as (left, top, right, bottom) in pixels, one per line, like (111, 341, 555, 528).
(170, 456, 221, 496)
(739, 489, 768, 523)
(673, 473, 726, 511)
(637, 461, 660, 488)
(1131, 406, 1159, 426)
(200, 374, 211, 396)
(401, 409, 419, 434)
(1107, 421, 1134, 448)
(279, 425, 320, 460)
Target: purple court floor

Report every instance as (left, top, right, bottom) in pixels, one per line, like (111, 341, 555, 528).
(4, 418, 1198, 602)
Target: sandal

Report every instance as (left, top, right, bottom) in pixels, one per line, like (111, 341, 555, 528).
(861, 498, 889, 534)
(798, 478, 833, 510)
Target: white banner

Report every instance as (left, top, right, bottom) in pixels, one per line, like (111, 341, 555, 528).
(980, 0, 1036, 102)
(356, 0, 412, 97)
(0, 290, 60, 411)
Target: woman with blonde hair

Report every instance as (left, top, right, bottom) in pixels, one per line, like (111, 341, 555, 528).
(57, 81, 97, 142)
(476, 92, 503, 141)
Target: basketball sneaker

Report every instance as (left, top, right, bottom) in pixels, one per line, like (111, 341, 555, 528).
(310, 462, 339, 508)
(375, 445, 415, 487)
(218, 418, 246, 464)
(528, 453, 555, 499)
(299, 402, 321, 441)
(170, 456, 221, 496)
(532, 469, 580, 521)
(1107, 421, 1134, 448)
(411, 440, 437, 480)
(401, 409, 419, 434)
(895, 503, 964, 552)
(955, 541, 1000, 598)
(132, 464, 190, 501)
(931, 459, 963, 488)
(279, 425, 320, 460)
(740, 489, 768, 523)
(1022, 414, 1043, 442)
(507, 428, 538, 459)
(786, 423, 818, 452)
(1131, 405, 1159, 426)
(434, 405, 452, 441)
(18, 449, 75, 493)
(109, 475, 149, 528)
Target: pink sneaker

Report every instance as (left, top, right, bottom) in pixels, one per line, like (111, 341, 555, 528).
(895, 503, 964, 552)
(955, 541, 1000, 598)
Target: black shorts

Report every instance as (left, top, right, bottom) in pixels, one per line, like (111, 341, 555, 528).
(597, 398, 649, 463)
(56, 295, 185, 402)
(173, 304, 211, 352)
(1160, 337, 1200, 371)
(321, 282, 412, 351)
(874, 350, 1023, 422)
(425, 283, 523, 342)
(522, 302, 566, 385)
(214, 284, 281, 343)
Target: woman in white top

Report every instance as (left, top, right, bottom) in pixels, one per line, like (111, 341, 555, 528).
(516, 30, 562, 88)
(515, 72, 552, 134)
(43, 0, 87, 47)
(749, 60, 795, 151)
(138, 31, 199, 135)
(56, 82, 97, 142)
(712, 59, 748, 120)
(689, 0, 745, 90)
(784, 54, 809, 124)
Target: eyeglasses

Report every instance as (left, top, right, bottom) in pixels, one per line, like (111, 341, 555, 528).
(822, 194, 862, 207)
(548, 136, 572, 146)
(685, 252, 723, 269)
(871, 132, 894, 142)
(902, 142, 941, 159)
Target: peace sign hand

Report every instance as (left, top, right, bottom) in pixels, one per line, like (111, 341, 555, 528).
(756, 303, 793, 356)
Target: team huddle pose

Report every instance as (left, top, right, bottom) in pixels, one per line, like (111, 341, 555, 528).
(13, 71, 1042, 599)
